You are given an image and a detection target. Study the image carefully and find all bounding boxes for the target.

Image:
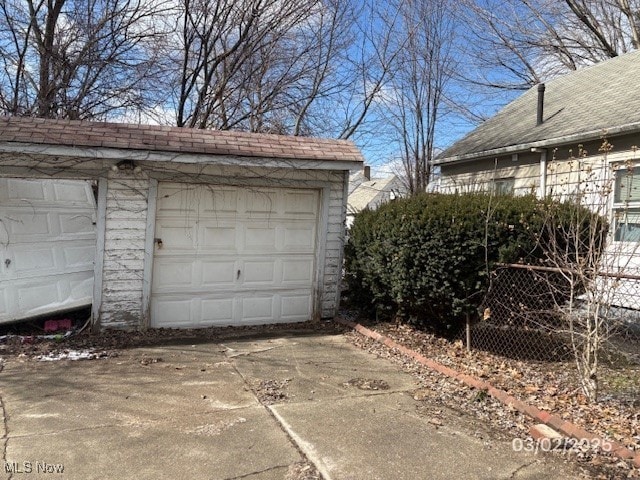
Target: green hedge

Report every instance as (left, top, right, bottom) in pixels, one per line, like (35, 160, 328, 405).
(344, 193, 606, 334)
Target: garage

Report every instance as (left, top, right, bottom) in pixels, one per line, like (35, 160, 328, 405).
(151, 183, 320, 327)
(0, 117, 363, 330)
(0, 178, 96, 324)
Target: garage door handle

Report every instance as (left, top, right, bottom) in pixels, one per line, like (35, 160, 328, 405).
(154, 238, 163, 248)
(237, 269, 241, 280)
(4, 259, 10, 268)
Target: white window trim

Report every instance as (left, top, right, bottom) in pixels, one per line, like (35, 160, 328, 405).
(610, 155, 640, 244)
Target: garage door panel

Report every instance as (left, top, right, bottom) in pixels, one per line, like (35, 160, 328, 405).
(282, 259, 314, 284)
(202, 225, 237, 250)
(68, 276, 94, 300)
(13, 246, 56, 273)
(242, 260, 276, 284)
(153, 260, 195, 288)
(201, 261, 236, 285)
(157, 186, 199, 214)
(155, 224, 197, 250)
(59, 213, 95, 234)
(62, 244, 95, 268)
(281, 294, 312, 319)
(201, 298, 235, 323)
(245, 190, 278, 214)
(283, 191, 318, 215)
(242, 296, 274, 321)
(152, 298, 193, 326)
(6, 211, 51, 235)
(244, 226, 277, 251)
(53, 182, 94, 203)
(18, 282, 60, 311)
(152, 183, 319, 327)
(283, 226, 316, 250)
(6, 178, 45, 200)
(202, 188, 239, 214)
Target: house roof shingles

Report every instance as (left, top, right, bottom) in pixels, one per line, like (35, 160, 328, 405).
(0, 116, 364, 163)
(438, 49, 640, 163)
(348, 176, 400, 213)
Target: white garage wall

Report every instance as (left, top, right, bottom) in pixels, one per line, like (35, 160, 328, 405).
(99, 175, 150, 328)
(98, 165, 347, 329)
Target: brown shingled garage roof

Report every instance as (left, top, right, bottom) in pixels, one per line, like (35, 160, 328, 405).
(0, 116, 364, 163)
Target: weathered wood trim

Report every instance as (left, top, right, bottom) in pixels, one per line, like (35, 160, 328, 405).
(0, 143, 362, 172)
(313, 185, 331, 321)
(332, 169, 350, 316)
(141, 178, 158, 328)
(91, 177, 108, 332)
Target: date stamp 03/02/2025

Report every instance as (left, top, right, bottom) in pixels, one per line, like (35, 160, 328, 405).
(4, 461, 65, 475)
(513, 436, 613, 455)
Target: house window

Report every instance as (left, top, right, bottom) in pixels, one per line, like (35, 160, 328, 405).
(614, 166, 640, 202)
(614, 209, 640, 242)
(491, 177, 515, 195)
(613, 167, 640, 241)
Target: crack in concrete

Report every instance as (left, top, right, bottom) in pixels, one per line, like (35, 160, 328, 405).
(509, 459, 539, 479)
(223, 464, 289, 479)
(222, 344, 286, 358)
(6, 423, 134, 440)
(1, 361, 13, 480)
(230, 360, 327, 480)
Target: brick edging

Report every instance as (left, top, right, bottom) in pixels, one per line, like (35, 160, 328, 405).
(337, 318, 640, 469)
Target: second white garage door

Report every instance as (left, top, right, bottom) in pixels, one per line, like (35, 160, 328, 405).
(151, 183, 320, 327)
(0, 178, 96, 324)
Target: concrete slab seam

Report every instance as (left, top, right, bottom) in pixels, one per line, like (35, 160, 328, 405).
(228, 359, 330, 478)
(337, 318, 640, 469)
(267, 406, 334, 480)
(1, 392, 11, 480)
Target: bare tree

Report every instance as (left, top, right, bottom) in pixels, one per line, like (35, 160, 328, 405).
(0, 0, 168, 119)
(325, 1, 402, 142)
(381, 0, 457, 195)
(461, 0, 640, 92)
(168, 0, 398, 138)
(170, 0, 335, 132)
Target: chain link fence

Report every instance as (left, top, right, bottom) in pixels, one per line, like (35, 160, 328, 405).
(469, 264, 574, 361)
(458, 263, 640, 400)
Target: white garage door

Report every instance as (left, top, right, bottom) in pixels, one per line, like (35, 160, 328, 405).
(151, 183, 320, 327)
(0, 178, 96, 324)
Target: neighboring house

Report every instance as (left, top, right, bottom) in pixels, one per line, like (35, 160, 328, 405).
(436, 49, 640, 309)
(0, 117, 363, 329)
(437, 49, 640, 235)
(346, 168, 405, 228)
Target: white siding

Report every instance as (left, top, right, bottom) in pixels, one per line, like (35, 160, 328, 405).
(99, 174, 149, 328)
(439, 156, 540, 195)
(323, 171, 347, 318)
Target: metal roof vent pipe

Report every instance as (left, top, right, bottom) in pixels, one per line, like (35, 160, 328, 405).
(537, 83, 545, 125)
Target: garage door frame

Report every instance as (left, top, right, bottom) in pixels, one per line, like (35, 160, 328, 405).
(140, 178, 331, 328)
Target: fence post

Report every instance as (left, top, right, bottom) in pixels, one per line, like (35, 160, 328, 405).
(466, 313, 471, 351)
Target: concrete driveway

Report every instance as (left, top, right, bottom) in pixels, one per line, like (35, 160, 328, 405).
(1, 329, 584, 479)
